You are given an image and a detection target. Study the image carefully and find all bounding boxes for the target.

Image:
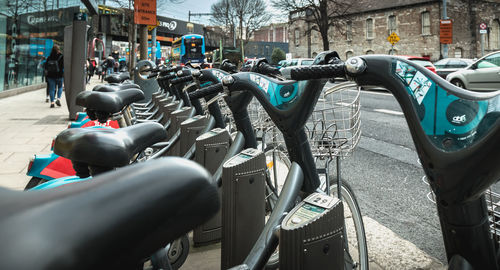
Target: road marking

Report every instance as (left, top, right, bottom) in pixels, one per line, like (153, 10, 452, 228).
(374, 108, 404, 115)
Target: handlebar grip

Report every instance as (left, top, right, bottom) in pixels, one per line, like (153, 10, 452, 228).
(289, 64, 345, 80)
(220, 62, 237, 73)
(189, 83, 223, 100)
(170, 75, 193, 85)
(258, 62, 280, 75)
(158, 73, 177, 81)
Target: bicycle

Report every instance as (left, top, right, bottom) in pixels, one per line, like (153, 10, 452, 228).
(277, 53, 500, 269)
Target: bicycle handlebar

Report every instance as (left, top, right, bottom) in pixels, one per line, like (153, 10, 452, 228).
(170, 75, 193, 85)
(281, 64, 346, 80)
(188, 83, 223, 100)
(257, 62, 280, 76)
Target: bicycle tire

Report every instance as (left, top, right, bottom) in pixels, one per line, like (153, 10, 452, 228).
(329, 181, 369, 270)
(24, 177, 47, 190)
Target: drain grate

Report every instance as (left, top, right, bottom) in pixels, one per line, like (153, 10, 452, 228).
(34, 115, 69, 125)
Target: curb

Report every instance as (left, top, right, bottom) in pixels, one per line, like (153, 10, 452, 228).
(0, 83, 47, 99)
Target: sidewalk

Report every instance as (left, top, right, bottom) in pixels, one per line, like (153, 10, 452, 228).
(0, 76, 102, 190)
(0, 76, 445, 269)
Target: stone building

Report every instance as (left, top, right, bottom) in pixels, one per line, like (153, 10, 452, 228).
(288, 0, 500, 61)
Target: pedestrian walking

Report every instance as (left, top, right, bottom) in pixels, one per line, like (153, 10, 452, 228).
(105, 55, 115, 75)
(96, 59, 103, 81)
(44, 44, 64, 108)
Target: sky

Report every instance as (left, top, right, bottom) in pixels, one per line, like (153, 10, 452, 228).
(161, 0, 287, 25)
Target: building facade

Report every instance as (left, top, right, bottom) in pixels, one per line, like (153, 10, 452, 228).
(253, 23, 289, 43)
(244, 41, 289, 61)
(288, 0, 500, 61)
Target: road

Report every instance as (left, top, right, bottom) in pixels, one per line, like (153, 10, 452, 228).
(339, 88, 447, 262)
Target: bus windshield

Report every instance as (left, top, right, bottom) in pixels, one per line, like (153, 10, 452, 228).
(184, 38, 203, 59)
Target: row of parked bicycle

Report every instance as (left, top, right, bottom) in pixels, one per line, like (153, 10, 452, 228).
(1, 51, 499, 270)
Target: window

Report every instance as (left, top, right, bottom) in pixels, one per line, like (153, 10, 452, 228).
(477, 52, 500, 69)
(294, 28, 300, 46)
(346, 51, 353, 59)
(490, 20, 500, 50)
(388, 15, 397, 35)
(366, 50, 375, 54)
(454, 48, 462, 58)
(421, 11, 431, 35)
(346, 21, 352, 41)
(366, 18, 374, 39)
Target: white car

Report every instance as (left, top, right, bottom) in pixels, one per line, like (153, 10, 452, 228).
(446, 51, 500, 91)
(279, 58, 314, 70)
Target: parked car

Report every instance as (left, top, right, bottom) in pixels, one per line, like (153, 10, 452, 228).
(433, 58, 474, 79)
(397, 55, 437, 73)
(446, 51, 500, 91)
(279, 58, 314, 70)
(277, 60, 287, 69)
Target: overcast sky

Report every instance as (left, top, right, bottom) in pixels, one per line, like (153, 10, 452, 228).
(162, 0, 287, 25)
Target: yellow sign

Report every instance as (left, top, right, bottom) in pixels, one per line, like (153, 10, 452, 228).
(148, 20, 160, 31)
(387, 32, 400, 45)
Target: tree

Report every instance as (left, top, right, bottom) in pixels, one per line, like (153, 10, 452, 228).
(271, 47, 286, 64)
(210, 0, 270, 45)
(272, 0, 357, 51)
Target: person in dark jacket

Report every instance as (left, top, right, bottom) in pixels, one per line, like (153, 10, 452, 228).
(44, 44, 64, 108)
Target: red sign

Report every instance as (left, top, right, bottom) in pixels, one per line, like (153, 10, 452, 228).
(479, 23, 487, 30)
(134, 0, 156, 25)
(440, 19, 453, 44)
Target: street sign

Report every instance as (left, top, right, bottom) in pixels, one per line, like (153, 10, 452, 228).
(147, 20, 160, 31)
(134, 0, 156, 25)
(479, 23, 487, 30)
(387, 32, 400, 45)
(480, 29, 487, 34)
(440, 19, 453, 44)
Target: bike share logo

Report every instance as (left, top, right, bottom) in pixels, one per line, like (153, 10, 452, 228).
(446, 99, 478, 126)
(452, 115, 467, 124)
(249, 74, 269, 93)
(160, 20, 177, 31)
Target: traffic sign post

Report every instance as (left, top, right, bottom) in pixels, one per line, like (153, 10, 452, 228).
(479, 23, 487, 56)
(387, 32, 400, 54)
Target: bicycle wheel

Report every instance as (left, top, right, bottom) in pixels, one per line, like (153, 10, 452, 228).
(327, 181, 369, 270)
(263, 145, 291, 269)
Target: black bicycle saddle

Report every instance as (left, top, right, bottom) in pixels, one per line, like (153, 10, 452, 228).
(105, 72, 130, 83)
(54, 122, 167, 168)
(76, 89, 144, 114)
(93, 83, 141, 92)
(0, 158, 219, 270)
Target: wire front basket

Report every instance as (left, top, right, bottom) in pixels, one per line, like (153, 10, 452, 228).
(306, 82, 362, 158)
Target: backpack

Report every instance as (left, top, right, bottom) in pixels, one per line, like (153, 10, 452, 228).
(46, 55, 62, 74)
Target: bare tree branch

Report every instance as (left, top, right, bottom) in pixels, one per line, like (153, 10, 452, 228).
(272, 0, 357, 50)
